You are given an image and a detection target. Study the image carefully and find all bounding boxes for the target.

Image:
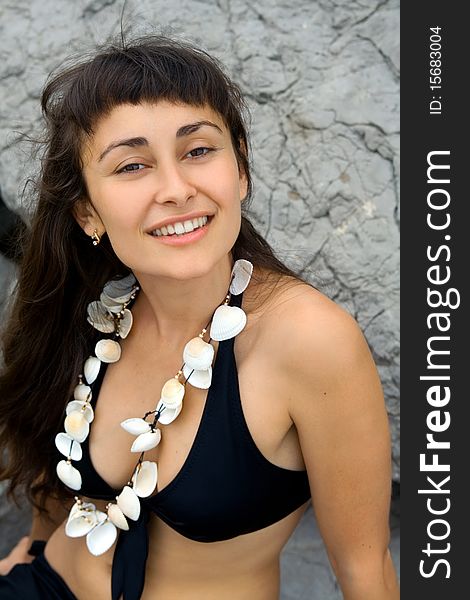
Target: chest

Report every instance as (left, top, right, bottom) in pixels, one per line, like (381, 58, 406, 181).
(86, 312, 304, 495)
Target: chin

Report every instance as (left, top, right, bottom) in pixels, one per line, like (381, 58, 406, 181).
(133, 260, 216, 283)
(124, 246, 234, 282)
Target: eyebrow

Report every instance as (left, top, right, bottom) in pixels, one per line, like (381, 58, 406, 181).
(98, 120, 223, 162)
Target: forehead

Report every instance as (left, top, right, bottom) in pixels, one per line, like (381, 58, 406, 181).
(89, 101, 227, 146)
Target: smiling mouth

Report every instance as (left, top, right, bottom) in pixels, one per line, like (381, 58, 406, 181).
(148, 215, 213, 238)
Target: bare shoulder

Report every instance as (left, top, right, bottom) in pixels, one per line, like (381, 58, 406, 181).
(251, 275, 384, 417)
(254, 277, 366, 372)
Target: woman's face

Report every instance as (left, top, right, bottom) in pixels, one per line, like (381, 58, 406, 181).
(78, 100, 247, 280)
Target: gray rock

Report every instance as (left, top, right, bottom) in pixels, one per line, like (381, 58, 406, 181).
(0, 482, 32, 558)
(280, 501, 400, 599)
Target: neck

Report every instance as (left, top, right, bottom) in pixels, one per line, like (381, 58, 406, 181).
(131, 255, 234, 349)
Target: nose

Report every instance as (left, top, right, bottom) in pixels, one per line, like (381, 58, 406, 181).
(152, 159, 197, 206)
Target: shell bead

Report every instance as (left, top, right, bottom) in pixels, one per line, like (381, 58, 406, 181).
(131, 461, 158, 498)
(86, 520, 118, 556)
(230, 259, 254, 295)
(64, 411, 90, 443)
(183, 337, 214, 371)
(73, 383, 92, 402)
(84, 356, 101, 384)
(56, 460, 82, 491)
(130, 430, 162, 453)
(66, 401, 94, 423)
(95, 339, 122, 363)
(160, 378, 185, 408)
(107, 503, 129, 531)
(117, 486, 141, 521)
(117, 309, 133, 339)
(69, 500, 96, 521)
(157, 402, 183, 425)
(65, 512, 98, 537)
(121, 418, 151, 435)
(182, 364, 212, 389)
(103, 274, 137, 303)
(210, 305, 247, 341)
(99, 293, 123, 314)
(55, 432, 82, 461)
(87, 301, 115, 333)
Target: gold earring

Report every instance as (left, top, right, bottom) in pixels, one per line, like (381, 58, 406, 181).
(91, 229, 101, 246)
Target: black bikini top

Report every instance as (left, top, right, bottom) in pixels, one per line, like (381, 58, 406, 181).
(63, 291, 311, 600)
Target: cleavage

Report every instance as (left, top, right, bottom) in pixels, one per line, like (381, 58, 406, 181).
(87, 344, 219, 494)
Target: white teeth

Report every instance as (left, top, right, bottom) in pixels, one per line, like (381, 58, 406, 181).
(151, 215, 209, 237)
(183, 220, 194, 233)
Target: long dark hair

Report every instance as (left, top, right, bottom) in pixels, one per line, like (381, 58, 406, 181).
(0, 34, 312, 511)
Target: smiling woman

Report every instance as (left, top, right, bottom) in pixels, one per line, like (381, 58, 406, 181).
(0, 34, 399, 600)
(76, 101, 246, 278)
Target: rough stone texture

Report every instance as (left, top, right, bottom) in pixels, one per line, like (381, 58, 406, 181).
(0, 0, 400, 594)
(280, 500, 400, 599)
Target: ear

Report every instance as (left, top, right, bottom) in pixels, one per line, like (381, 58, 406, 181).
(72, 199, 105, 237)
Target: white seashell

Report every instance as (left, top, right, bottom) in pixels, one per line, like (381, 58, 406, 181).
(183, 337, 214, 371)
(55, 432, 82, 461)
(66, 400, 94, 424)
(117, 486, 141, 521)
(160, 378, 185, 408)
(65, 511, 98, 537)
(182, 364, 212, 389)
(74, 383, 92, 402)
(64, 411, 90, 443)
(100, 292, 124, 314)
(84, 356, 101, 384)
(107, 503, 129, 531)
(56, 460, 82, 490)
(68, 500, 96, 522)
(130, 430, 161, 453)
(86, 520, 117, 556)
(230, 259, 253, 295)
(103, 274, 137, 303)
(96, 510, 108, 525)
(117, 309, 133, 339)
(95, 339, 121, 363)
(157, 402, 183, 425)
(210, 305, 247, 341)
(87, 301, 115, 333)
(132, 461, 158, 498)
(121, 418, 151, 436)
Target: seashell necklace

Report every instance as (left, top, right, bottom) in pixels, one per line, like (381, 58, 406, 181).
(55, 259, 253, 557)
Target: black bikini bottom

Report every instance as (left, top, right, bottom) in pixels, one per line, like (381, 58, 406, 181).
(0, 541, 76, 599)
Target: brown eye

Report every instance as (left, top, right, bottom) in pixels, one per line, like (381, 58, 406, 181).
(187, 147, 213, 158)
(117, 163, 146, 174)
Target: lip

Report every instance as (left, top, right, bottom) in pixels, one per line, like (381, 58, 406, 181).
(149, 216, 212, 246)
(145, 211, 214, 234)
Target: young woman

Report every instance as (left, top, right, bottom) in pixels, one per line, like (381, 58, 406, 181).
(0, 35, 399, 599)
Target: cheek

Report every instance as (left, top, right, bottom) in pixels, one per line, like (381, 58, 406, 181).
(93, 194, 143, 234)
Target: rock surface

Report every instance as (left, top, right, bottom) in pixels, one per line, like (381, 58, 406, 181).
(0, 0, 400, 593)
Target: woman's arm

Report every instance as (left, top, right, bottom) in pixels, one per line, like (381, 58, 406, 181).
(0, 493, 71, 575)
(281, 292, 399, 599)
